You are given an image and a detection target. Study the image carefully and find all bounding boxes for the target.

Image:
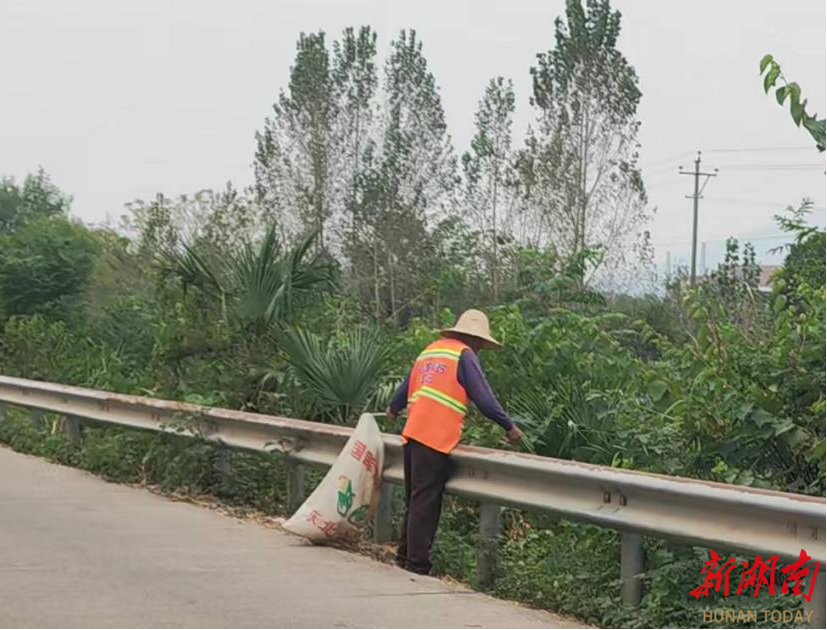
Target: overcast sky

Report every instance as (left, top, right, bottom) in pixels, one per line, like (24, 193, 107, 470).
(1, 0, 824, 271)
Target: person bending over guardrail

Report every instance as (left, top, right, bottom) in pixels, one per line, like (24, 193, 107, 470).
(385, 309, 523, 576)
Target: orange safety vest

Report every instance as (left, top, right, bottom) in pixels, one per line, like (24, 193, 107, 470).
(402, 338, 470, 454)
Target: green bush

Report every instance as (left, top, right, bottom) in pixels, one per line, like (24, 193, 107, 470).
(0, 216, 98, 322)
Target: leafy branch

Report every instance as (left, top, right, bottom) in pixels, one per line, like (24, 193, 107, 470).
(760, 54, 826, 152)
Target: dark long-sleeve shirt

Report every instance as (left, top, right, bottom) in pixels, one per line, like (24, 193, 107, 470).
(388, 348, 514, 431)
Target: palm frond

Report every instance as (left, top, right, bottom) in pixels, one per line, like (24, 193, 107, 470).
(511, 379, 621, 463)
(156, 241, 224, 299)
(162, 224, 334, 334)
(280, 326, 390, 424)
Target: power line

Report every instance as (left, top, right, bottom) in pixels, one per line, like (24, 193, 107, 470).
(702, 197, 794, 208)
(704, 146, 814, 153)
(641, 150, 694, 168)
(644, 163, 686, 177)
(643, 147, 812, 169)
(716, 162, 823, 169)
(652, 233, 789, 247)
(646, 164, 823, 178)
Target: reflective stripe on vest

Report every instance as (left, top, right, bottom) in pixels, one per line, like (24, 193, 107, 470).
(409, 385, 468, 414)
(402, 337, 470, 454)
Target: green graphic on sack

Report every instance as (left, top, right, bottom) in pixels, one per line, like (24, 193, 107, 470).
(337, 476, 355, 516)
(336, 476, 369, 526)
(347, 505, 368, 526)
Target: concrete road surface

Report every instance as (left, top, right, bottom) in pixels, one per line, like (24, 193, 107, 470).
(0, 447, 586, 628)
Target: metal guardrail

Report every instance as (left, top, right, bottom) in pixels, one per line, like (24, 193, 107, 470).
(1, 374, 825, 626)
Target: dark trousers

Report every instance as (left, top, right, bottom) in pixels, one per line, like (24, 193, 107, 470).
(396, 439, 454, 575)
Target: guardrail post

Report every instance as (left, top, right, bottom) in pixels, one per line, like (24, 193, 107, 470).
(373, 481, 394, 544)
(30, 409, 44, 429)
(804, 567, 825, 629)
(64, 415, 81, 444)
(0, 402, 7, 426)
(218, 446, 232, 490)
(286, 461, 305, 513)
(477, 503, 502, 588)
(620, 532, 645, 605)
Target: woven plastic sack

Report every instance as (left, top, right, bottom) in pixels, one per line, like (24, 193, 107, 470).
(282, 413, 384, 542)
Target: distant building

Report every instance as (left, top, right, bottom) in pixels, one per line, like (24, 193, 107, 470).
(758, 265, 780, 293)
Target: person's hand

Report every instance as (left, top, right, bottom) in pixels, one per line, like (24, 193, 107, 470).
(385, 407, 398, 422)
(506, 425, 523, 443)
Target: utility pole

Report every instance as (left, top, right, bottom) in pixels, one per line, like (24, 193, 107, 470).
(680, 152, 718, 285)
(701, 242, 707, 277)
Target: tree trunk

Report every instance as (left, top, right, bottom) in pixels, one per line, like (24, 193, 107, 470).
(373, 236, 381, 321)
(388, 248, 397, 327)
(577, 96, 590, 289)
(491, 164, 499, 301)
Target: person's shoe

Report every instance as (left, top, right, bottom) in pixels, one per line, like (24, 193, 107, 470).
(404, 563, 431, 576)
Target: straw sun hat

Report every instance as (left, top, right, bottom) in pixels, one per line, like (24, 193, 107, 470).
(439, 309, 502, 350)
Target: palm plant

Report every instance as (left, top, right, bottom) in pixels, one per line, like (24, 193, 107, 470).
(277, 326, 391, 424)
(511, 379, 620, 463)
(157, 225, 334, 335)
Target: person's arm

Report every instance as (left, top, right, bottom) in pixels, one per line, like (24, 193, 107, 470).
(385, 369, 412, 420)
(457, 350, 516, 432)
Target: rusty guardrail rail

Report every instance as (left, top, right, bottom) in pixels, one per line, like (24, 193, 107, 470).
(1, 374, 824, 626)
